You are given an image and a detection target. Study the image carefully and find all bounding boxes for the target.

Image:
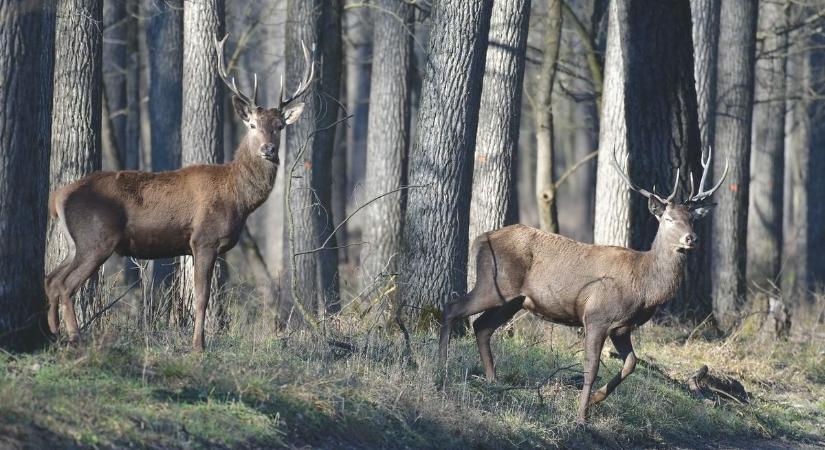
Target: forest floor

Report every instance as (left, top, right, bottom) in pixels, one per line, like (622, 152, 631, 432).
(0, 302, 823, 449)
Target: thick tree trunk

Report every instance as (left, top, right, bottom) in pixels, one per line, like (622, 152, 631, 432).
(399, 0, 493, 324)
(177, 0, 225, 330)
(468, 0, 531, 286)
(711, 0, 758, 332)
(747, 0, 788, 335)
(47, 0, 104, 325)
(0, 2, 55, 349)
(533, 0, 561, 234)
(594, 0, 700, 250)
(361, 0, 412, 286)
(282, 0, 343, 318)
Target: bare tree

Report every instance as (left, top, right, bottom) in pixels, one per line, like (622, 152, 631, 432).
(0, 2, 55, 349)
(468, 0, 531, 287)
(711, 0, 758, 331)
(361, 0, 412, 284)
(399, 0, 494, 324)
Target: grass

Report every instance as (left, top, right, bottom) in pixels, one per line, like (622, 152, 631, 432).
(0, 301, 823, 449)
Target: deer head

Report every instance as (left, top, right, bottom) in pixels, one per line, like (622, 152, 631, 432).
(215, 35, 314, 164)
(612, 149, 728, 252)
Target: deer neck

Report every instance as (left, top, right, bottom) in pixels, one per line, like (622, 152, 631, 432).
(640, 228, 687, 307)
(229, 135, 279, 215)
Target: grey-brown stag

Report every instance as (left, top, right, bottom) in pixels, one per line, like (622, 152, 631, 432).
(439, 151, 727, 423)
(45, 35, 314, 351)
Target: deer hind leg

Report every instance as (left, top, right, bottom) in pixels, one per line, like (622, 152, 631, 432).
(473, 296, 525, 382)
(44, 258, 74, 335)
(577, 323, 608, 424)
(190, 245, 217, 352)
(57, 238, 116, 343)
(589, 331, 636, 406)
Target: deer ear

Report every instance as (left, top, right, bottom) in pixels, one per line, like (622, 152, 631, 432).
(690, 203, 715, 220)
(648, 197, 666, 218)
(282, 102, 305, 125)
(232, 96, 252, 123)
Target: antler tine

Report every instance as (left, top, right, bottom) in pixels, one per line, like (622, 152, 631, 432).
(664, 168, 680, 203)
(214, 34, 258, 107)
(279, 40, 316, 109)
(610, 151, 670, 203)
(686, 146, 729, 204)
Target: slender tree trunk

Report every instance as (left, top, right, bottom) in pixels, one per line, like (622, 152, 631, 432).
(177, 0, 225, 330)
(685, 0, 720, 319)
(145, 0, 183, 299)
(534, 0, 561, 234)
(47, 0, 104, 325)
(468, 0, 531, 287)
(594, 0, 700, 251)
(361, 0, 412, 287)
(0, 1, 55, 350)
(711, 0, 758, 332)
(282, 0, 343, 317)
(399, 0, 494, 324)
(747, 0, 788, 336)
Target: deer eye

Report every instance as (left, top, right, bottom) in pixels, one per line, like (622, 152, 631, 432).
(249, 124, 256, 129)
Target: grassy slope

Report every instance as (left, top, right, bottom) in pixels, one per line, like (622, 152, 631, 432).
(0, 314, 823, 449)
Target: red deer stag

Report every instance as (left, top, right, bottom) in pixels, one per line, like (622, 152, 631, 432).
(44, 35, 314, 351)
(439, 150, 727, 423)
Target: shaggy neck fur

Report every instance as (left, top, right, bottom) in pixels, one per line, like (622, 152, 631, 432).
(639, 226, 687, 308)
(229, 134, 279, 214)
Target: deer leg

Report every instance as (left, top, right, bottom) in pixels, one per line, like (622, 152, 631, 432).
(473, 296, 525, 382)
(577, 324, 607, 424)
(58, 251, 111, 343)
(590, 331, 636, 406)
(191, 246, 217, 352)
(44, 259, 73, 334)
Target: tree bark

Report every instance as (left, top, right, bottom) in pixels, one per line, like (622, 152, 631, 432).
(0, 2, 55, 349)
(282, 0, 343, 317)
(361, 0, 412, 286)
(399, 0, 493, 324)
(594, 0, 701, 251)
(177, 0, 225, 329)
(468, 0, 531, 287)
(533, 0, 561, 234)
(711, 0, 758, 332)
(47, 0, 104, 325)
(747, 0, 788, 335)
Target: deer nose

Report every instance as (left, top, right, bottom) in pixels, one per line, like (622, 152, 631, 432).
(682, 233, 698, 248)
(260, 143, 278, 162)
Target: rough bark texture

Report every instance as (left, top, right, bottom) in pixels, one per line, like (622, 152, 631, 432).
(0, 2, 55, 349)
(533, 0, 560, 234)
(594, 0, 701, 250)
(747, 0, 787, 334)
(399, 0, 493, 323)
(361, 0, 412, 285)
(282, 0, 343, 316)
(178, 0, 225, 328)
(685, 0, 720, 318)
(467, 0, 531, 287)
(102, 0, 128, 171)
(46, 0, 104, 325)
(711, 0, 758, 331)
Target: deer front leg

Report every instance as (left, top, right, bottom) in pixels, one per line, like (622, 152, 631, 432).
(191, 245, 217, 352)
(590, 331, 636, 406)
(577, 324, 607, 424)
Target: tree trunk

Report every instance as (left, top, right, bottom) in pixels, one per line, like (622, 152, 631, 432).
(47, 0, 104, 326)
(145, 0, 183, 299)
(0, 2, 55, 349)
(399, 0, 493, 325)
(360, 0, 412, 288)
(282, 0, 343, 318)
(747, 0, 788, 335)
(684, 0, 720, 319)
(534, 0, 561, 234)
(711, 0, 758, 332)
(177, 0, 225, 330)
(468, 0, 531, 287)
(594, 0, 701, 251)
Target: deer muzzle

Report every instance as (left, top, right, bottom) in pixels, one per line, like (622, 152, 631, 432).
(260, 143, 279, 163)
(679, 232, 698, 250)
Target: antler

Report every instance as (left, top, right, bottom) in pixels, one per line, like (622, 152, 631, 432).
(279, 40, 316, 109)
(611, 151, 679, 204)
(687, 146, 728, 204)
(215, 34, 259, 108)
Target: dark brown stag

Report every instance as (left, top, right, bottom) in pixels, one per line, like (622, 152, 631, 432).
(45, 35, 314, 351)
(439, 151, 727, 423)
